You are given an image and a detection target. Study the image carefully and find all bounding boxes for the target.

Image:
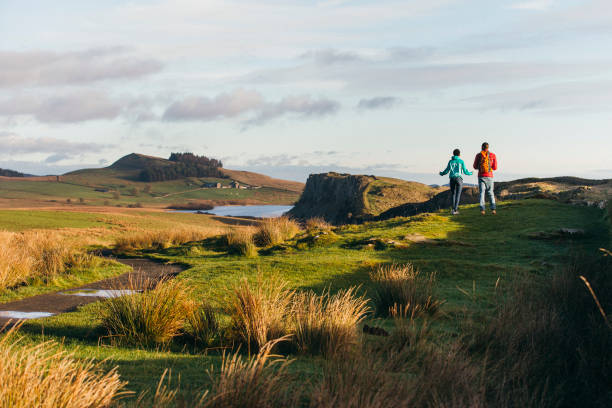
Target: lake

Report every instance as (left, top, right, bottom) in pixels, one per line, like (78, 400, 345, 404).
(173, 205, 294, 218)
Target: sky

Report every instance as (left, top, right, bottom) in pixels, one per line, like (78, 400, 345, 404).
(1, 0, 611, 184)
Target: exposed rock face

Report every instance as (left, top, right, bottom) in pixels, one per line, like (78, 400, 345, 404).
(288, 173, 375, 224)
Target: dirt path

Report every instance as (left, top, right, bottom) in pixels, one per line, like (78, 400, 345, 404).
(0, 258, 186, 325)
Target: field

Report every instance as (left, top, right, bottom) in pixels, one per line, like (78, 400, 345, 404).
(0, 198, 609, 406)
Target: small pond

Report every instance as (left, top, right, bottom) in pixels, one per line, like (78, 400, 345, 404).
(173, 205, 294, 218)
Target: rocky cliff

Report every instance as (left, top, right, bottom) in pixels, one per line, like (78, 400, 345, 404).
(288, 173, 374, 224)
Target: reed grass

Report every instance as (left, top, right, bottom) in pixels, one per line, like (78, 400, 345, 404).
(114, 227, 222, 252)
(99, 278, 191, 348)
(0, 324, 128, 407)
(292, 287, 370, 356)
(185, 300, 220, 347)
(224, 228, 258, 257)
(227, 277, 294, 353)
(254, 217, 300, 247)
(0, 230, 99, 290)
(305, 217, 332, 232)
(369, 263, 442, 316)
(200, 337, 296, 408)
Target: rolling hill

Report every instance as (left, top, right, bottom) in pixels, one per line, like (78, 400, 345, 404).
(0, 153, 304, 208)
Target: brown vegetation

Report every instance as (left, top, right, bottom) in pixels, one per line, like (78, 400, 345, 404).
(0, 325, 128, 407)
(0, 230, 101, 290)
(254, 217, 300, 246)
(224, 228, 258, 257)
(114, 226, 222, 252)
(369, 263, 442, 316)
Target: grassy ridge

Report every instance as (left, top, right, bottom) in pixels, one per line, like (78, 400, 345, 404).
(10, 199, 608, 401)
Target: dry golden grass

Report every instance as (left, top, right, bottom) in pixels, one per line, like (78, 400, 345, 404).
(0, 325, 128, 407)
(185, 300, 220, 347)
(305, 217, 332, 232)
(369, 263, 442, 316)
(114, 226, 223, 252)
(254, 217, 300, 247)
(200, 337, 296, 408)
(99, 278, 191, 348)
(0, 230, 99, 290)
(227, 277, 294, 353)
(292, 288, 370, 356)
(224, 227, 258, 257)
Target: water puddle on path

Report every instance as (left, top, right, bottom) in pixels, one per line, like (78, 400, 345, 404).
(0, 311, 55, 319)
(60, 289, 141, 298)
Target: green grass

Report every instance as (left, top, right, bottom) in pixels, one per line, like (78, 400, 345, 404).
(0, 208, 229, 233)
(0, 260, 129, 303)
(11, 199, 610, 401)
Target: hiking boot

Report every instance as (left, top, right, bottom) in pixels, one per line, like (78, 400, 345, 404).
(480, 210, 486, 215)
(492, 210, 497, 215)
(454, 210, 460, 215)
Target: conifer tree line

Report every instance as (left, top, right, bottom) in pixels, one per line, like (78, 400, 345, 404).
(139, 153, 226, 182)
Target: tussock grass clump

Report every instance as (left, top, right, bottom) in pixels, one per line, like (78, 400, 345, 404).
(305, 217, 332, 232)
(99, 278, 191, 348)
(200, 338, 296, 407)
(369, 263, 442, 316)
(292, 288, 370, 356)
(0, 230, 98, 290)
(114, 227, 222, 252)
(228, 277, 294, 353)
(185, 301, 220, 347)
(224, 228, 258, 257)
(0, 325, 128, 407)
(254, 217, 300, 247)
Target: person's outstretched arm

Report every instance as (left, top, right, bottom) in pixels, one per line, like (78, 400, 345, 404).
(461, 160, 473, 176)
(439, 161, 450, 176)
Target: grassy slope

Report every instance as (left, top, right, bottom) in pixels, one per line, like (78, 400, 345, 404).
(0, 154, 303, 208)
(0, 208, 230, 233)
(12, 199, 608, 400)
(365, 177, 445, 216)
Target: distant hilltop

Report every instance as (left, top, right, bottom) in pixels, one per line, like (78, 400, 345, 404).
(0, 168, 33, 177)
(289, 172, 612, 224)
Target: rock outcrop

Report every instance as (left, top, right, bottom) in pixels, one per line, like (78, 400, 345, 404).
(288, 173, 374, 224)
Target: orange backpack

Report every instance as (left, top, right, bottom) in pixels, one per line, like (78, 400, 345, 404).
(479, 151, 491, 173)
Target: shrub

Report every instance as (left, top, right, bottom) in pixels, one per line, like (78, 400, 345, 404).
(0, 325, 128, 407)
(185, 301, 220, 347)
(225, 228, 258, 257)
(99, 278, 191, 348)
(369, 263, 442, 316)
(292, 288, 370, 356)
(254, 217, 300, 247)
(227, 277, 294, 353)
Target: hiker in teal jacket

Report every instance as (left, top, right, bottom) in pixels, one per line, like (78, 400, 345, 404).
(439, 149, 473, 215)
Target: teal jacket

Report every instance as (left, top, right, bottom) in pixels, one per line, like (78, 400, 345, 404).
(440, 156, 473, 179)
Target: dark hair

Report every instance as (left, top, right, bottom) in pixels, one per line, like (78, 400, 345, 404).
(453, 149, 460, 156)
(482, 142, 489, 150)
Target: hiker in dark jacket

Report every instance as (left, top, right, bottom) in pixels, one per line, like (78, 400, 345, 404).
(440, 149, 473, 215)
(473, 142, 498, 215)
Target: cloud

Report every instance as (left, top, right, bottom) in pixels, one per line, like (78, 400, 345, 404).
(0, 90, 122, 123)
(0, 131, 111, 155)
(357, 96, 401, 110)
(0, 47, 163, 88)
(248, 95, 340, 125)
(44, 153, 71, 163)
(300, 49, 365, 65)
(464, 80, 612, 113)
(163, 89, 263, 121)
(163, 89, 340, 125)
(511, 0, 555, 11)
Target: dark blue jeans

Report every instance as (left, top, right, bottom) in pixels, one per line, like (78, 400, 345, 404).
(450, 177, 463, 212)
